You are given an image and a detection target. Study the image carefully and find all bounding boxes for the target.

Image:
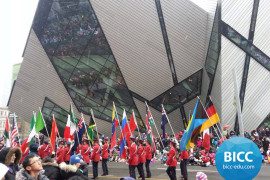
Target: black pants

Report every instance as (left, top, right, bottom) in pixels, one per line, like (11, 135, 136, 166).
(137, 163, 145, 180)
(180, 159, 188, 180)
(166, 166, 176, 180)
(129, 165, 137, 179)
(145, 159, 151, 177)
(92, 161, 99, 178)
(102, 158, 109, 175)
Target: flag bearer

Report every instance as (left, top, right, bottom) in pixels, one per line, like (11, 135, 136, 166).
(127, 136, 138, 179)
(101, 137, 109, 176)
(166, 138, 177, 180)
(137, 138, 146, 180)
(145, 139, 153, 178)
(91, 138, 100, 179)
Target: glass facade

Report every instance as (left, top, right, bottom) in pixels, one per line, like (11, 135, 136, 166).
(41, 97, 69, 135)
(32, 0, 144, 128)
(150, 70, 202, 113)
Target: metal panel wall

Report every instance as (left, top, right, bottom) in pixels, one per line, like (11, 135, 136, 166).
(253, 0, 270, 57)
(222, 0, 253, 38)
(242, 58, 270, 131)
(219, 37, 245, 129)
(161, 0, 211, 82)
(90, 0, 173, 100)
(8, 30, 114, 136)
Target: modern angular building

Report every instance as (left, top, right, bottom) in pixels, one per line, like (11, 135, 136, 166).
(8, 0, 270, 137)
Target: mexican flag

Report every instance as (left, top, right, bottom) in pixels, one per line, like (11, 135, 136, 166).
(4, 117, 11, 147)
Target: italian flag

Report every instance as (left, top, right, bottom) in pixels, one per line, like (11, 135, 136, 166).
(4, 117, 11, 147)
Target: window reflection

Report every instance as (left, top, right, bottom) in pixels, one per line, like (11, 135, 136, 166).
(33, 0, 144, 129)
(150, 70, 202, 113)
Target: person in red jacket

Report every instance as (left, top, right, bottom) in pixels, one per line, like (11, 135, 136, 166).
(101, 137, 109, 176)
(81, 139, 91, 164)
(145, 140, 152, 178)
(64, 141, 72, 164)
(127, 136, 138, 179)
(38, 140, 52, 159)
(56, 140, 65, 164)
(166, 138, 178, 180)
(91, 138, 100, 179)
(137, 138, 146, 180)
(180, 150, 189, 180)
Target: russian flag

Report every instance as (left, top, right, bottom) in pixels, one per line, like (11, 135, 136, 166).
(119, 109, 128, 159)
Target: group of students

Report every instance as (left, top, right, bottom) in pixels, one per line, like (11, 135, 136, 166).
(0, 136, 110, 180)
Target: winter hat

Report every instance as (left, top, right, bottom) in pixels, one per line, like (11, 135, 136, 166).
(29, 143, 39, 153)
(196, 172, 208, 180)
(70, 155, 82, 165)
(0, 147, 22, 165)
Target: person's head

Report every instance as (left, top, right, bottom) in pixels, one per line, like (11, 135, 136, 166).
(29, 143, 39, 153)
(93, 138, 99, 144)
(23, 154, 43, 173)
(0, 147, 22, 165)
(70, 155, 82, 168)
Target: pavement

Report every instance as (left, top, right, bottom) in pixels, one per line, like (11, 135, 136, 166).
(88, 161, 270, 180)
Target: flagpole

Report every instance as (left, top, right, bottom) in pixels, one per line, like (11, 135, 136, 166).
(39, 107, 50, 138)
(13, 113, 21, 146)
(90, 109, 100, 141)
(209, 96, 223, 136)
(145, 102, 164, 150)
(132, 110, 141, 139)
(197, 97, 222, 139)
(161, 104, 176, 138)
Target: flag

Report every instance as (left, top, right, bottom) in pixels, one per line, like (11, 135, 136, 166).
(202, 132, 211, 151)
(70, 104, 78, 124)
(119, 109, 128, 158)
(161, 107, 168, 139)
(50, 115, 58, 152)
(20, 139, 29, 154)
(145, 114, 153, 145)
(4, 117, 11, 147)
(147, 110, 155, 127)
(180, 99, 207, 150)
(110, 103, 120, 151)
(11, 116, 19, 147)
(27, 113, 37, 143)
(87, 112, 96, 142)
(64, 115, 72, 141)
(78, 117, 86, 143)
(129, 111, 137, 133)
(35, 110, 45, 132)
(199, 98, 220, 133)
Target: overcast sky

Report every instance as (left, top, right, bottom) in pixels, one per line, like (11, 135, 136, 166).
(0, 0, 38, 106)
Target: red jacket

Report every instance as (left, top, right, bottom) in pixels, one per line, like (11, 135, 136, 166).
(56, 146, 65, 163)
(180, 150, 189, 160)
(137, 144, 146, 163)
(91, 143, 100, 162)
(81, 144, 91, 163)
(64, 146, 71, 162)
(128, 142, 138, 166)
(166, 146, 177, 167)
(145, 144, 152, 160)
(38, 144, 51, 159)
(102, 142, 109, 159)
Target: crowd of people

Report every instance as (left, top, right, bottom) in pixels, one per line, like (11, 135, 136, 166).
(0, 125, 269, 180)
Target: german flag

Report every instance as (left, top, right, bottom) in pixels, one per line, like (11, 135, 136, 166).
(199, 98, 220, 133)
